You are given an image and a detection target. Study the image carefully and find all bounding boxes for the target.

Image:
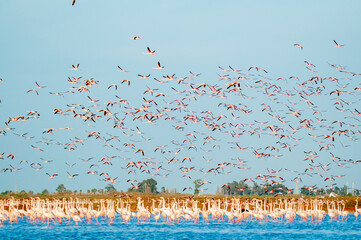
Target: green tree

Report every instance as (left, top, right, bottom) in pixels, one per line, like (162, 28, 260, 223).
(221, 180, 249, 195)
(138, 178, 158, 193)
(17, 190, 28, 197)
(220, 181, 293, 196)
(266, 183, 288, 195)
(105, 184, 117, 192)
(300, 186, 310, 195)
(316, 188, 325, 195)
(42, 189, 49, 195)
(56, 184, 66, 193)
(193, 179, 202, 194)
(339, 185, 347, 195)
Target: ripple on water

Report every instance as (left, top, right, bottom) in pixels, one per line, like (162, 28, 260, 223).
(1, 217, 361, 240)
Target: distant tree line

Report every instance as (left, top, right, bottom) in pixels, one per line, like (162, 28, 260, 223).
(300, 185, 360, 196)
(218, 180, 290, 196)
(1, 179, 360, 196)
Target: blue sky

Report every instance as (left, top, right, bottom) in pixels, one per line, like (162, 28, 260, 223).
(0, 0, 361, 193)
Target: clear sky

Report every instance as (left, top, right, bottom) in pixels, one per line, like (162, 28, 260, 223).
(0, 0, 360, 194)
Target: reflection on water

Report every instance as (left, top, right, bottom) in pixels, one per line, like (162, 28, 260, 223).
(1, 217, 361, 240)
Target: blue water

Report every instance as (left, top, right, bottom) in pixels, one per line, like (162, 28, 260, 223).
(1, 217, 361, 239)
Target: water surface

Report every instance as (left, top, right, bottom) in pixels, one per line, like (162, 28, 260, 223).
(1, 216, 360, 239)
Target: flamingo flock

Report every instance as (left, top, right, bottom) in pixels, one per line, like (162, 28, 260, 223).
(0, 15, 360, 197)
(0, 197, 360, 226)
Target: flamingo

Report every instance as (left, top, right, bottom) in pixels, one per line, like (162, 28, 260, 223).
(333, 40, 344, 47)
